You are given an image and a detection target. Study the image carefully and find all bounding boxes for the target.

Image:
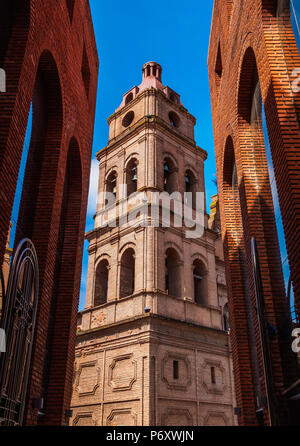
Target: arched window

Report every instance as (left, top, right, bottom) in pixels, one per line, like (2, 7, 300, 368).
(193, 259, 207, 305)
(106, 171, 117, 201)
(125, 92, 133, 105)
(94, 259, 109, 306)
(120, 248, 135, 298)
(164, 158, 177, 194)
(185, 170, 197, 209)
(165, 248, 181, 298)
(223, 303, 230, 332)
(169, 111, 180, 128)
(126, 158, 138, 196)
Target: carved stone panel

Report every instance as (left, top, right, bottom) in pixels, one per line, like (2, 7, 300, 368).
(108, 354, 137, 391)
(204, 411, 228, 426)
(73, 412, 97, 426)
(161, 352, 191, 391)
(107, 408, 137, 426)
(161, 408, 193, 426)
(76, 360, 101, 396)
(201, 359, 226, 395)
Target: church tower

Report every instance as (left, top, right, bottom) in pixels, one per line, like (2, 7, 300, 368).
(70, 62, 235, 426)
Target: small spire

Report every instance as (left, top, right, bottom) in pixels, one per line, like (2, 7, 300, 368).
(142, 61, 162, 82)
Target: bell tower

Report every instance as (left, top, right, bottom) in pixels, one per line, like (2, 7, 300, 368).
(70, 63, 236, 427)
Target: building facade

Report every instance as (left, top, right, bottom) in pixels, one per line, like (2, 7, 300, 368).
(0, 0, 98, 425)
(70, 62, 236, 426)
(208, 0, 300, 425)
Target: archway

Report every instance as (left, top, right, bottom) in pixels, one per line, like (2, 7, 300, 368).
(126, 158, 138, 196)
(120, 248, 135, 298)
(165, 248, 181, 298)
(193, 259, 207, 305)
(163, 158, 177, 194)
(95, 259, 109, 306)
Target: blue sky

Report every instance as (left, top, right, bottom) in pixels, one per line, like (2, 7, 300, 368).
(79, 0, 217, 309)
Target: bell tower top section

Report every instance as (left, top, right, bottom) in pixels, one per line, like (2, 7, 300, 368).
(142, 61, 162, 79)
(106, 61, 197, 145)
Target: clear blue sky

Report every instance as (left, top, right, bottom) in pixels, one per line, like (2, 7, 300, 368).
(78, 0, 217, 310)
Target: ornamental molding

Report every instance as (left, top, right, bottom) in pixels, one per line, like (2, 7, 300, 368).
(108, 353, 137, 391)
(161, 407, 193, 426)
(75, 360, 101, 397)
(203, 411, 229, 426)
(107, 408, 138, 426)
(73, 411, 97, 426)
(161, 352, 192, 391)
(201, 359, 227, 395)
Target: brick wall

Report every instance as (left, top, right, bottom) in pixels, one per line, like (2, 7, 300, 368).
(208, 0, 300, 426)
(0, 0, 98, 425)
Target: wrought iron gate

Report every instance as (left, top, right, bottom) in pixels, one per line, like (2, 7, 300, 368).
(0, 239, 39, 426)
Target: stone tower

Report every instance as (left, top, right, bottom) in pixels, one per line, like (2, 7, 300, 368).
(70, 62, 235, 426)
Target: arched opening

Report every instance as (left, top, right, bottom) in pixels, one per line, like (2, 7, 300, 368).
(222, 134, 262, 422)
(169, 93, 176, 103)
(193, 259, 207, 305)
(125, 92, 133, 105)
(168, 111, 180, 128)
(185, 169, 197, 209)
(14, 50, 63, 247)
(223, 303, 230, 332)
(237, 46, 299, 419)
(120, 248, 135, 298)
(165, 248, 181, 298)
(250, 76, 294, 308)
(215, 42, 223, 91)
(95, 259, 109, 306)
(163, 158, 177, 194)
(39, 136, 83, 421)
(106, 171, 117, 201)
(126, 158, 138, 196)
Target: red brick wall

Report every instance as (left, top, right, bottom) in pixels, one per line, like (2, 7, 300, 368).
(0, 0, 98, 425)
(208, 0, 300, 425)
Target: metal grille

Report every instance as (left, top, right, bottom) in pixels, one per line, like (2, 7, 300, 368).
(0, 239, 39, 426)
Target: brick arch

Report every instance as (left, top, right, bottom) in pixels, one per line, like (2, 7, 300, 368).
(237, 46, 259, 123)
(95, 252, 111, 267)
(105, 166, 119, 181)
(94, 258, 109, 307)
(38, 135, 84, 424)
(191, 252, 208, 271)
(222, 134, 258, 426)
(260, 0, 300, 125)
(165, 246, 182, 298)
(125, 152, 139, 166)
(162, 151, 178, 170)
(125, 156, 138, 196)
(184, 164, 198, 180)
(15, 49, 63, 246)
(192, 258, 208, 305)
(236, 45, 297, 424)
(119, 247, 135, 299)
(119, 242, 136, 261)
(16, 47, 67, 422)
(164, 241, 182, 262)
